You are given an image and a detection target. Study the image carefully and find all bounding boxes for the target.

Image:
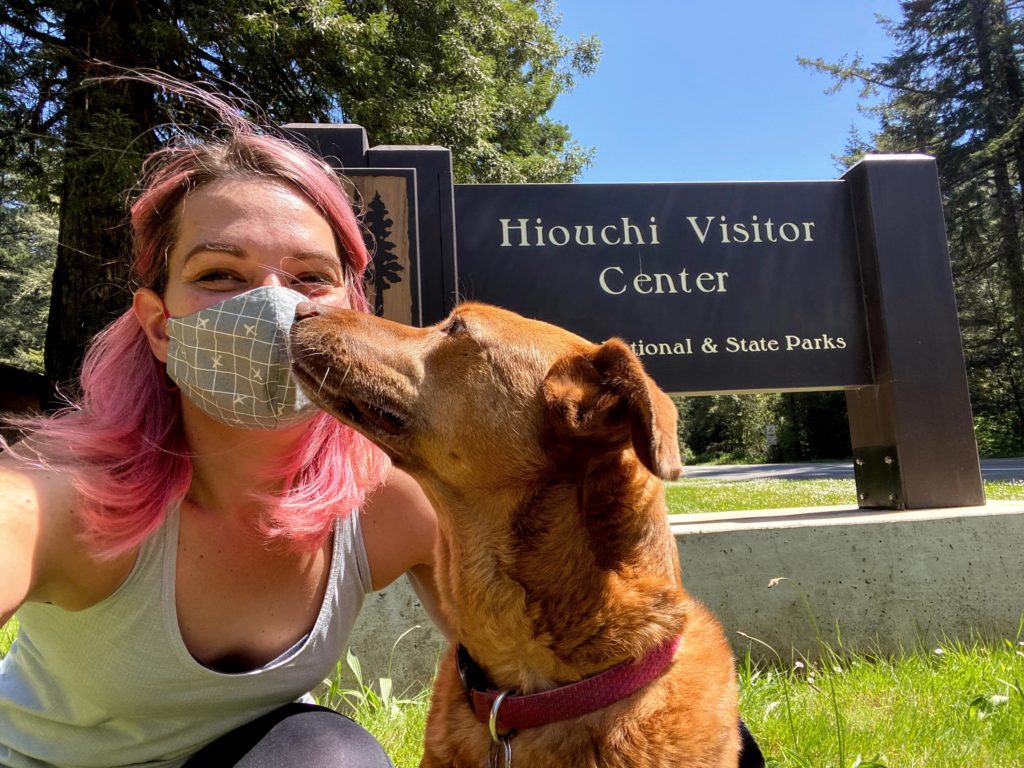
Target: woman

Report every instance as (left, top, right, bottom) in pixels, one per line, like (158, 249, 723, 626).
(0, 106, 446, 766)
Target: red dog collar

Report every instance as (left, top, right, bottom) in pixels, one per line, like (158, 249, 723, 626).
(456, 634, 682, 733)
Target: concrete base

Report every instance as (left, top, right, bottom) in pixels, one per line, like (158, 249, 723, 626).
(673, 500, 1024, 664)
(347, 582, 447, 695)
(348, 501, 1024, 690)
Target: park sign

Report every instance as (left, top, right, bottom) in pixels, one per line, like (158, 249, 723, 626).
(284, 124, 984, 511)
(453, 181, 870, 394)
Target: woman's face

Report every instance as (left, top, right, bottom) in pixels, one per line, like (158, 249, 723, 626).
(162, 176, 351, 317)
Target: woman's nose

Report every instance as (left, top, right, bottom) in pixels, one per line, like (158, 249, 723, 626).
(256, 272, 288, 288)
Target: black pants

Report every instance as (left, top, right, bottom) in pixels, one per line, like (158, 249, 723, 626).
(183, 703, 394, 768)
(739, 719, 765, 767)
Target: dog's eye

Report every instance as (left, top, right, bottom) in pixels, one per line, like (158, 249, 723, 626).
(445, 316, 468, 336)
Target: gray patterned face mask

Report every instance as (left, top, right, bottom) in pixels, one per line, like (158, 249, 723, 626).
(165, 286, 319, 429)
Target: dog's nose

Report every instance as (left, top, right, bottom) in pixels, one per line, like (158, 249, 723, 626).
(294, 300, 320, 321)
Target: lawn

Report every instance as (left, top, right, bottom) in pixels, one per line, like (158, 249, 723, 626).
(735, 631, 1024, 768)
(2, 478, 1022, 766)
(331, 631, 1024, 768)
(665, 478, 1024, 514)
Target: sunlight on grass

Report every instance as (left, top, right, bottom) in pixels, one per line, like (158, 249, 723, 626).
(0, 617, 17, 656)
(985, 480, 1024, 500)
(667, 478, 858, 513)
(341, 627, 1024, 768)
(315, 639, 431, 768)
(666, 478, 1024, 514)
(737, 630, 1024, 768)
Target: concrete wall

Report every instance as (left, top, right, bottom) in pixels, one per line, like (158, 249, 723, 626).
(674, 500, 1024, 664)
(348, 501, 1024, 691)
(347, 580, 446, 694)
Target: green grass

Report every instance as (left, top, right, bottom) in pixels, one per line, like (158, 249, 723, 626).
(667, 478, 857, 513)
(736, 630, 1024, 768)
(0, 617, 16, 655)
(315, 647, 431, 767)
(666, 478, 1024, 514)
(983, 480, 1024, 500)
(332, 627, 1024, 768)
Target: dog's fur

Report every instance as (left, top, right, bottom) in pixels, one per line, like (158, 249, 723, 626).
(291, 302, 743, 767)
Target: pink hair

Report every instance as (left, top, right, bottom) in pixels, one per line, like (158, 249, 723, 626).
(4, 126, 389, 559)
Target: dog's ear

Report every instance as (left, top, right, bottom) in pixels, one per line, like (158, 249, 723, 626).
(542, 339, 683, 480)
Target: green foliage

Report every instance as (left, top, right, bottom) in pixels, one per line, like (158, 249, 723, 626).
(0, 1, 599, 187)
(802, 0, 1024, 450)
(316, 636, 430, 767)
(974, 414, 1024, 457)
(317, 630, 427, 717)
(162, 0, 599, 182)
(677, 393, 851, 464)
(675, 394, 766, 464)
(0, 178, 55, 372)
(0, 0, 600, 378)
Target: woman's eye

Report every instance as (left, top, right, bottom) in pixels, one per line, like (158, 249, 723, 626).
(293, 272, 335, 285)
(291, 273, 343, 297)
(195, 270, 243, 285)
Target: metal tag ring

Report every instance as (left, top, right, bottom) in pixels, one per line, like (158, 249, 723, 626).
(488, 690, 512, 743)
(488, 734, 513, 768)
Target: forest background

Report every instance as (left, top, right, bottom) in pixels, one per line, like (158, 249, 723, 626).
(1, 0, 1022, 463)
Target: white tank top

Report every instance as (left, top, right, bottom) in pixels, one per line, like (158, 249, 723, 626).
(0, 504, 373, 768)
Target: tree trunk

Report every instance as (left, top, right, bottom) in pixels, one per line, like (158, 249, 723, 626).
(969, 0, 1024, 355)
(985, 1, 1024, 201)
(43, 3, 158, 391)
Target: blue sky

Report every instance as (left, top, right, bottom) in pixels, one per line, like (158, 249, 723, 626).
(549, 1, 903, 183)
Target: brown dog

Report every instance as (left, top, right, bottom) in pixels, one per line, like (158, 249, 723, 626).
(291, 302, 757, 767)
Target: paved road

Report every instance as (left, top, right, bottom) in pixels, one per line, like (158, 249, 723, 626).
(679, 457, 1024, 482)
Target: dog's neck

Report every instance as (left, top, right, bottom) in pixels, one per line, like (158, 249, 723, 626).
(427, 449, 690, 694)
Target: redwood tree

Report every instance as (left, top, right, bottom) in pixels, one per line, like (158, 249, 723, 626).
(0, 0, 600, 386)
(803, 0, 1024, 452)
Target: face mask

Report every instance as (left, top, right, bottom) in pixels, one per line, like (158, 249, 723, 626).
(165, 286, 319, 429)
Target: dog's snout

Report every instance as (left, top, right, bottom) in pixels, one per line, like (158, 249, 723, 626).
(294, 300, 320, 322)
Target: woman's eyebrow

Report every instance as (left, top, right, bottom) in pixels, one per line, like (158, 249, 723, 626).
(181, 241, 244, 263)
(182, 244, 338, 262)
(291, 250, 343, 266)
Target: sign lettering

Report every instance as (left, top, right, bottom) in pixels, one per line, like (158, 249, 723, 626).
(453, 182, 870, 393)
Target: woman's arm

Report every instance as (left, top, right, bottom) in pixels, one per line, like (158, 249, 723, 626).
(0, 459, 133, 625)
(0, 460, 69, 625)
(360, 467, 452, 640)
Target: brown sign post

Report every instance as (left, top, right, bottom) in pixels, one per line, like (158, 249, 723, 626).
(286, 123, 984, 512)
(284, 124, 457, 326)
(842, 156, 984, 509)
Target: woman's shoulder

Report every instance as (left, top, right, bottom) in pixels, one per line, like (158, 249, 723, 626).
(1, 452, 77, 505)
(0, 456, 80, 560)
(0, 456, 73, 620)
(0, 456, 135, 615)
